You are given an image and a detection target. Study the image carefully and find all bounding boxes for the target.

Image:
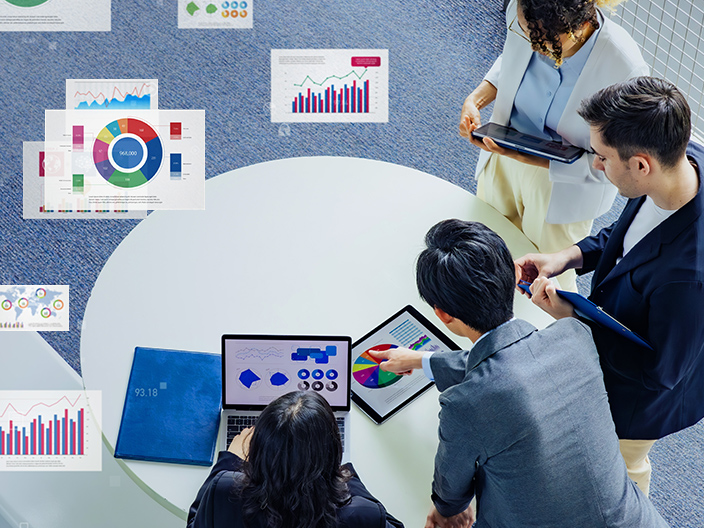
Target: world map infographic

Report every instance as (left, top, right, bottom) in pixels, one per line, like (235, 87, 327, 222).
(0, 285, 69, 331)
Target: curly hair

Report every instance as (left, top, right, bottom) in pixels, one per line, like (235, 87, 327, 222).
(238, 391, 351, 528)
(517, 0, 620, 66)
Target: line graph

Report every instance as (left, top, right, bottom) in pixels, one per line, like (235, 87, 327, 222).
(0, 390, 102, 471)
(67, 79, 158, 111)
(0, 394, 82, 419)
(294, 69, 368, 88)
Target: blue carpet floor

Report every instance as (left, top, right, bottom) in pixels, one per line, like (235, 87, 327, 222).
(0, 0, 701, 524)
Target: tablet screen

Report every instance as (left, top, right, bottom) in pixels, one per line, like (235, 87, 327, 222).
(351, 305, 460, 423)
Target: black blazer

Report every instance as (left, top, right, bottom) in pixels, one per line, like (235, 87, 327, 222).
(576, 142, 704, 439)
(187, 451, 404, 528)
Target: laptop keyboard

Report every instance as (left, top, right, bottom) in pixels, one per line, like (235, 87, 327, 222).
(226, 415, 345, 447)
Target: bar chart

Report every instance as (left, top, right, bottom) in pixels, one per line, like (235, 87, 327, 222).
(271, 49, 389, 123)
(0, 390, 102, 471)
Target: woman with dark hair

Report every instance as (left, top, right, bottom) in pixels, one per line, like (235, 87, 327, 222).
(187, 391, 403, 528)
(459, 0, 648, 291)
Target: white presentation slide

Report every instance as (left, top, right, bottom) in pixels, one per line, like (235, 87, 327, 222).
(0, 0, 110, 32)
(178, 0, 252, 29)
(66, 79, 158, 111)
(43, 109, 205, 211)
(0, 391, 102, 471)
(271, 49, 389, 123)
(0, 285, 69, 332)
(23, 142, 146, 219)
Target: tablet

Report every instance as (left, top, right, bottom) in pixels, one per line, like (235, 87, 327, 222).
(351, 305, 461, 424)
(472, 122, 585, 164)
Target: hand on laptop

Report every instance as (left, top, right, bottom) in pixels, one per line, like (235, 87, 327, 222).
(228, 426, 254, 459)
(372, 347, 424, 375)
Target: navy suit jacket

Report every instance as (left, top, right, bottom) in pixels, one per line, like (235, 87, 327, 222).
(576, 142, 704, 439)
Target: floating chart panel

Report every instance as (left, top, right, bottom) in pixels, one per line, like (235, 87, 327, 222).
(0, 285, 69, 332)
(0, 390, 102, 471)
(44, 109, 205, 211)
(0, 0, 111, 32)
(178, 0, 253, 29)
(352, 345, 402, 389)
(271, 49, 389, 123)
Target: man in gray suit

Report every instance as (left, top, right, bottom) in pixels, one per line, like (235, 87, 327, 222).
(374, 219, 667, 528)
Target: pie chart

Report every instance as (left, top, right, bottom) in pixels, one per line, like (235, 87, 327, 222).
(353, 344, 402, 389)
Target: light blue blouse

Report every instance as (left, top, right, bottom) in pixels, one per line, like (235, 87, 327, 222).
(509, 12, 603, 142)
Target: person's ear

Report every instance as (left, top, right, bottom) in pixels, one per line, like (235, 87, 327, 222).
(630, 154, 651, 176)
(434, 307, 454, 325)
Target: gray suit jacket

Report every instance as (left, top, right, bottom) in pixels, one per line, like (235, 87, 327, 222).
(430, 318, 667, 527)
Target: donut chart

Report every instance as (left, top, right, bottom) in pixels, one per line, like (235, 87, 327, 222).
(353, 344, 402, 389)
(93, 118, 163, 189)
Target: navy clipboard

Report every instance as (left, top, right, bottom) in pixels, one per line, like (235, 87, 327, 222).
(518, 282, 653, 350)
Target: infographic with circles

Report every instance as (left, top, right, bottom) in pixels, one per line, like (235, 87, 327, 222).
(223, 337, 350, 408)
(43, 109, 205, 211)
(0, 285, 69, 331)
(178, 0, 252, 29)
(0, 0, 110, 32)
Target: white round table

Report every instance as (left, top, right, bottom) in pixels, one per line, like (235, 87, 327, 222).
(80, 156, 554, 524)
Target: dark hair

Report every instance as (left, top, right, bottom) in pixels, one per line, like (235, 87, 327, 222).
(240, 391, 350, 528)
(416, 219, 514, 333)
(518, 0, 599, 66)
(578, 76, 691, 168)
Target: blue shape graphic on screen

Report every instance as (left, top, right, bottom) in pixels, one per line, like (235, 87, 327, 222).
(270, 372, 289, 386)
(291, 346, 337, 364)
(326, 369, 338, 380)
(312, 369, 324, 380)
(298, 369, 310, 379)
(239, 369, 261, 389)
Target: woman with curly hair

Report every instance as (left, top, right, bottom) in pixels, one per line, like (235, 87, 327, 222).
(460, 0, 648, 291)
(187, 391, 403, 528)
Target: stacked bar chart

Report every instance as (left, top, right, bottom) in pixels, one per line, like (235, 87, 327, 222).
(0, 390, 102, 471)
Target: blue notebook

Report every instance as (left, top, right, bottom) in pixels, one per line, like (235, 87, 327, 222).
(115, 347, 222, 466)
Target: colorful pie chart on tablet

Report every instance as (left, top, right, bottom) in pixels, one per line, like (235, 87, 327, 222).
(353, 344, 402, 389)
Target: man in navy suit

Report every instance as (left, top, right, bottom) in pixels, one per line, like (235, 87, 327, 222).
(517, 76, 704, 496)
(373, 219, 667, 528)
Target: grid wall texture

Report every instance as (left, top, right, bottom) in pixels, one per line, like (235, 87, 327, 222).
(609, 0, 704, 140)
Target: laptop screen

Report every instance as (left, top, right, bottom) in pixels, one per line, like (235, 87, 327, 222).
(222, 335, 352, 411)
